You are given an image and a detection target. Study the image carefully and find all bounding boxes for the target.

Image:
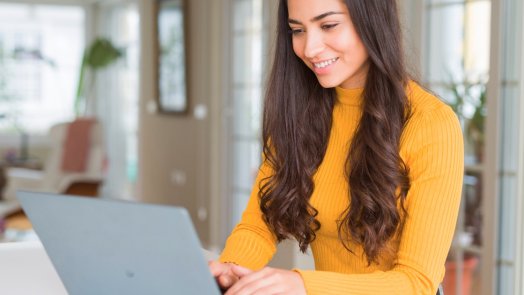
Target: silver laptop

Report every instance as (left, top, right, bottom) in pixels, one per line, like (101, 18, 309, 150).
(17, 191, 221, 295)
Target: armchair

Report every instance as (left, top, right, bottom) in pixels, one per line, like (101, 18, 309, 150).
(0, 118, 106, 217)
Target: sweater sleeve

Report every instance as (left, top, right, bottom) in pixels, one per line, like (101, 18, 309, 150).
(218, 162, 278, 270)
(295, 105, 464, 294)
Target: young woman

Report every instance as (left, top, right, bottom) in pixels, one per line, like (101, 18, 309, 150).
(210, 0, 463, 294)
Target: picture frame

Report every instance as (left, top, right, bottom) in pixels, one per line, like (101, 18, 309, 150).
(154, 0, 188, 114)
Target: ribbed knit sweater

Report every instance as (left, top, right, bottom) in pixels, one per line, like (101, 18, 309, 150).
(219, 81, 464, 294)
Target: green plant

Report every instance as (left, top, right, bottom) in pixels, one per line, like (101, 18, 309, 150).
(444, 77, 486, 269)
(74, 37, 122, 116)
(445, 77, 487, 154)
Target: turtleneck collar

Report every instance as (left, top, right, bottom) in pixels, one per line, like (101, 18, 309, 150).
(335, 86, 364, 106)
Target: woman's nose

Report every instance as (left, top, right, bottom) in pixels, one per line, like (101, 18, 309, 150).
(303, 32, 325, 59)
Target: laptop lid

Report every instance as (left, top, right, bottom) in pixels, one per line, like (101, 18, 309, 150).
(0, 241, 68, 295)
(17, 191, 221, 295)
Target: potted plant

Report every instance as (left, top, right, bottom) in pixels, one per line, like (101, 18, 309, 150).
(442, 76, 486, 295)
(443, 232, 480, 295)
(74, 38, 122, 117)
(445, 77, 487, 164)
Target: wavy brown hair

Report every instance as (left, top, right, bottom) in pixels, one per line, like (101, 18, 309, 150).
(260, 0, 411, 265)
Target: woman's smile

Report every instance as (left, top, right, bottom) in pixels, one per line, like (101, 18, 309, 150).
(311, 57, 339, 74)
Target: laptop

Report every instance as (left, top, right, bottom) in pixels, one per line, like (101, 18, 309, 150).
(17, 191, 221, 295)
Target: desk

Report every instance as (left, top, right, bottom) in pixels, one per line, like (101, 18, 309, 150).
(0, 241, 219, 295)
(0, 241, 67, 295)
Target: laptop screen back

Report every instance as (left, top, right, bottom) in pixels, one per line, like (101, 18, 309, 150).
(17, 191, 220, 295)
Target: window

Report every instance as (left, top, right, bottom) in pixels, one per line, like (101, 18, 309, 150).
(0, 3, 84, 136)
(94, 2, 140, 200)
(424, 0, 491, 294)
(491, 0, 524, 294)
(227, 0, 268, 232)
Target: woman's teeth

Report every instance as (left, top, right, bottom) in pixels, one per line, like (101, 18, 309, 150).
(314, 58, 338, 68)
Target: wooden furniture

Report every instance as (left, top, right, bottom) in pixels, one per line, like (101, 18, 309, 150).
(4, 211, 31, 231)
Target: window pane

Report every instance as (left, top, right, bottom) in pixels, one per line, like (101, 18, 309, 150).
(233, 33, 263, 85)
(425, 1, 491, 293)
(0, 3, 84, 134)
(232, 192, 250, 227)
(233, 0, 263, 33)
(426, 4, 464, 83)
(233, 87, 262, 138)
(95, 3, 140, 200)
(498, 264, 515, 295)
(464, 1, 491, 77)
(500, 86, 520, 173)
(502, 0, 520, 82)
(228, 0, 266, 233)
(232, 140, 261, 192)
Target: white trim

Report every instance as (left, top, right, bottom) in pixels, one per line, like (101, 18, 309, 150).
(221, 0, 233, 249)
(482, 0, 502, 293)
(209, 0, 232, 250)
(517, 0, 524, 293)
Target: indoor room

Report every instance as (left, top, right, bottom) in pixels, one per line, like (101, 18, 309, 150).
(0, 0, 522, 294)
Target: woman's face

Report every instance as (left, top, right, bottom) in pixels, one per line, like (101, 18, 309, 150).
(287, 0, 369, 89)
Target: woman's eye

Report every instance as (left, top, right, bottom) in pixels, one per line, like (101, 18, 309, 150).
(290, 28, 304, 36)
(322, 23, 338, 31)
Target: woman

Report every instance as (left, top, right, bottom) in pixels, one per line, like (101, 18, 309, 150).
(210, 0, 463, 294)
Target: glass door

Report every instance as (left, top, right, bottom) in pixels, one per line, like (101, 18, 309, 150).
(226, 0, 269, 231)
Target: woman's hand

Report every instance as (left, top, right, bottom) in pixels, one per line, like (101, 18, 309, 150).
(224, 265, 306, 295)
(208, 260, 240, 291)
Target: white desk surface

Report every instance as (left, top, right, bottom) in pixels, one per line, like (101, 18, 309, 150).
(0, 240, 220, 295)
(0, 241, 67, 295)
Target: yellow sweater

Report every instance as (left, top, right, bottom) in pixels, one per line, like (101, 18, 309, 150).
(219, 82, 464, 294)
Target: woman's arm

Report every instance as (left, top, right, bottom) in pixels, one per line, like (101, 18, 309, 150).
(218, 163, 278, 270)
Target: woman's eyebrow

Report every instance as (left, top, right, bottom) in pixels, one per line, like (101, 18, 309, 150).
(288, 11, 344, 25)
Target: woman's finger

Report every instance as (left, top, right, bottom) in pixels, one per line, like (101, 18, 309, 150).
(230, 264, 253, 278)
(225, 267, 274, 295)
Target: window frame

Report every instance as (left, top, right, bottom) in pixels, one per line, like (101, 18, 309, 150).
(0, 0, 91, 149)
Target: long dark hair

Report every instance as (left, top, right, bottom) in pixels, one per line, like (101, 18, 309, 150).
(260, 0, 411, 265)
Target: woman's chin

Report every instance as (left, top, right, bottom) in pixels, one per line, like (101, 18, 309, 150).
(316, 79, 340, 89)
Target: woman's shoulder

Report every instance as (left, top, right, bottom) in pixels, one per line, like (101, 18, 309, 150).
(402, 81, 462, 143)
(406, 80, 452, 116)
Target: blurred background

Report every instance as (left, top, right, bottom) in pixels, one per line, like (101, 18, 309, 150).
(0, 0, 521, 294)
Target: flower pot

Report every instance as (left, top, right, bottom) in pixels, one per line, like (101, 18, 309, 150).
(443, 256, 479, 295)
